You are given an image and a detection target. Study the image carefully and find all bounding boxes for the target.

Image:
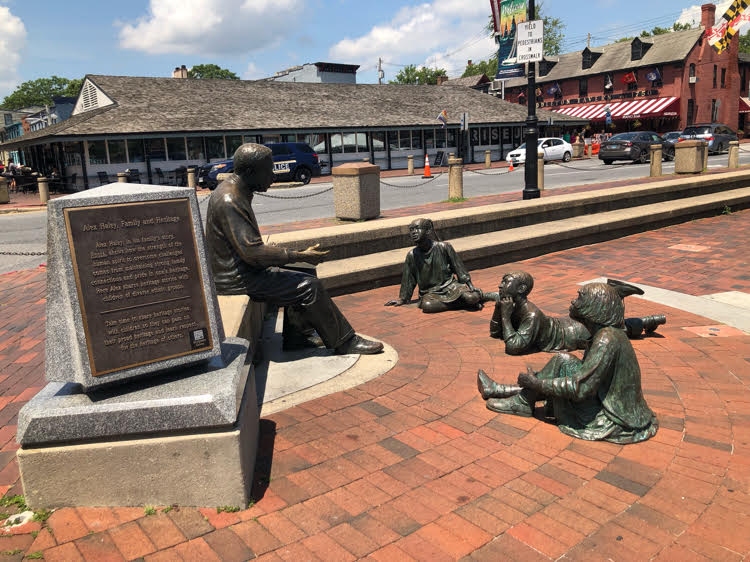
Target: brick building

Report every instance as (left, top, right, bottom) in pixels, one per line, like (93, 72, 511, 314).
(503, 3, 747, 135)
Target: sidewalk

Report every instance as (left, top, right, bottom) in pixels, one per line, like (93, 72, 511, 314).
(0, 204, 749, 559)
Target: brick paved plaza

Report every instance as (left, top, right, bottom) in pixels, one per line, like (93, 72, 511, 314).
(0, 207, 749, 560)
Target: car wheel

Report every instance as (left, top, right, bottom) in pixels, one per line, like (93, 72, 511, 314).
(637, 150, 648, 164)
(562, 151, 571, 162)
(663, 147, 675, 162)
(294, 166, 311, 185)
(603, 159, 613, 165)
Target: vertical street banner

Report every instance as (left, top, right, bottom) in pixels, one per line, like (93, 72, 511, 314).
(490, 0, 502, 33)
(708, 0, 750, 54)
(495, 0, 527, 79)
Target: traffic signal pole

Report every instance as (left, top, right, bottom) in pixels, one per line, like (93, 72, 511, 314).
(523, 0, 540, 200)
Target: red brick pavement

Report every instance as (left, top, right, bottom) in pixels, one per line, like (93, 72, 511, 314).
(1, 209, 750, 560)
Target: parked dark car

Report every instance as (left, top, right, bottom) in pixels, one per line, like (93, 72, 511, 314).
(598, 131, 668, 164)
(197, 142, 322, 189)
(679, 123, 737, 154)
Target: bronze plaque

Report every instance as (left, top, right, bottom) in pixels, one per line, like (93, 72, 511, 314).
(64, 198, 213, 376)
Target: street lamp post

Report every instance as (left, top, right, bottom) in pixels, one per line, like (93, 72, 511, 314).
(523, 0, 540, 200)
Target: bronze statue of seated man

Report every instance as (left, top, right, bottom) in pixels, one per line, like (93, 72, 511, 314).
(385, 218, 483, 313)
(478, 282, 659, 444)
(487, 271, 665, 356)
(205, 143, 383, 355)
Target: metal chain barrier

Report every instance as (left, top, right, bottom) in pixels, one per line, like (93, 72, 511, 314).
(379, 171, 445, 189)
(256, 186, 334, 199)
(547, 160, 633, 171)
(0, 250, 46, 256)
(464, 167, 513, 176)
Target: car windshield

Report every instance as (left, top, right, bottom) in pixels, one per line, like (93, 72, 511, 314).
(683, 126, 712, 135)
(609, 133, 637, 141)
(664, 132, 680, 140)
(516, 140, 545, 150)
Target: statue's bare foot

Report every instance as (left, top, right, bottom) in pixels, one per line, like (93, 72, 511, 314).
(477, 369, 523, 400)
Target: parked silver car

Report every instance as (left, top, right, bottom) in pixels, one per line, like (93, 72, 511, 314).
(679, 123, 737, 154)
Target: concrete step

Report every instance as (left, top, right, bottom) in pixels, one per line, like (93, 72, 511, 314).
(316, 186, 750, 295)
(268, 169, 750, 263)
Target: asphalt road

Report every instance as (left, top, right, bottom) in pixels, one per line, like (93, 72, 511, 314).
(2, 150, 749, 275)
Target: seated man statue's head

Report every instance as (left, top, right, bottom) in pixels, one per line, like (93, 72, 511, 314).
(233, 143, 274, 193)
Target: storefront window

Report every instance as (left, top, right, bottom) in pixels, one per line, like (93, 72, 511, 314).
(225, 135, 243, 156)
(205, 137, 225, 160)
(388, 131, 399, 151)
(447, 129, 457, 147)
(127, 139, 145, 163)
(398, 131, 411, 150)
(330, 133, 343, 154)
(62, 142, 82, 166)
(244, 135, 262, 144)
(371, 132, 386, 152)
(88, 140, 107, 165)
(166, 137, 186, 161)
(146, 138, 166, 161)
(470, 129, 480, 146)
(357, 133, 368, 152)
(435, 129, 447, 148)
(307, 134, 326, 153)
(187, 137, 205, 160)
(491, 128, 500, 145)
(343, 133, 357, 153)
(480, 127, 490, 145)
(424, 129, 434, 150)
(108, 140, 127, 164)
(411, 130, 422, 150)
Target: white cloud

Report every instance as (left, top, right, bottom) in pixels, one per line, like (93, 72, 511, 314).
(242, 61, 263, 80)
(328, 0, 495, 78)
(119, 0, 304, 55)
(676, 1, 733, 27)
(0, 6, 27, 98)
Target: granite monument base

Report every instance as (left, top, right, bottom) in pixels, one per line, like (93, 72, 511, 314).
(17, 337, 259, 508)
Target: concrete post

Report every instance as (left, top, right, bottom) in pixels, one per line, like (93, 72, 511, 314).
(702, 141, 709, 171)
(674, 140, 705, 173)
(649, 144, 662, 177)
(0, 177, 8, 204)
(37, 177, 49, 204)
(116, 172, 129, 183)
(407, 155, 414, 175)
(537, 153, 544, 191)
(448, 158, 464, 199)
(187, 167, 197, 189)
(729, 141, 739, 168)
(332, 162, 380, 220)
(449, 153, 455, 159)
(484, 150, 491, 168)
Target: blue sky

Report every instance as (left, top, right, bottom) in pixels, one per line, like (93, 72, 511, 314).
(0, 0, 733, 99)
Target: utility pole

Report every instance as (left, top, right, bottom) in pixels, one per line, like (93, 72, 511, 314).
(523, 0, 540, 200)
(378, 58, 384, 85)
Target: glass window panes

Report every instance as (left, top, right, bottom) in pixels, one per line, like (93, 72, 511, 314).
(411, 130, 422, 150)
(108, 140, 126, 164)
(435, 129, 447, 148)
(166, 137, 186, 161)
(357, 133, 367, 152)
(424, 129, 435, 150)
(88, 140, 107, 165)
(342, 133, 357, 153)
(480, 128, 490, 145)
(127, 139, 145, 163)
(491, 128, 500, 144)
(447, 129, 457, 147)
(187, 137, 205, 160)
(146, 138, 166, 161)
(371, 132, 386, 152)
(470, 129, 480, 146)
(398, 131, 410, 150)
(331, 133, 343, 154)
(62, 142, 82, 166)
(244, 135, 262, 144)
(310, 134, 327, 153)
(225, 135, 243, 156)
(205, 137, 225, 160)
(388, 131, 399, 150)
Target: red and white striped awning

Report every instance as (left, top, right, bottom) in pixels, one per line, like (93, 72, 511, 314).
(552, 97, 679, 121)
(739, 97, 750, 114)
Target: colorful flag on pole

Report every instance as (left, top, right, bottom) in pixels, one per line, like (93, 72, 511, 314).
(709, 0, 750, 54)
(604, 75, 613, 89)
(547, 83, 560, 96)
(622, 71, 637, 84)
(437, 109, 448, 128)
(645, 68, 661, 82)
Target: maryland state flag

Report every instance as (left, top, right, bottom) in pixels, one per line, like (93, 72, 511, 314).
(709, 0, 750, 54)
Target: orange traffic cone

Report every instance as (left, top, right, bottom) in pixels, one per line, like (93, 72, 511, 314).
(422, 154, 433, 178)
(509, 162, 514, 172)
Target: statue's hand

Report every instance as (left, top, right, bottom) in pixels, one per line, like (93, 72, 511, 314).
(295, 243, 329, 265)
(384, 299, 404, 307)
(499, 296, 514, 317)
(517, 367, 542, 391)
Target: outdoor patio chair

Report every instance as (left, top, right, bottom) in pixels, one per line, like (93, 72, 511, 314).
(97, 171, 110, 185)
(154, 168, 166, 184)
(64, 173, 77, 191)
(128, 169, 141, 183)
(174, 166, 187, 186)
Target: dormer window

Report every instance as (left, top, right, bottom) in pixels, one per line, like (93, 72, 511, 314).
(631, 37, 652, 61)
(581, 48, 602, 70)
(538, 57, 558, 77)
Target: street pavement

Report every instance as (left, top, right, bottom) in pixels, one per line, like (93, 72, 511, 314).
(0, 192, 749, 559)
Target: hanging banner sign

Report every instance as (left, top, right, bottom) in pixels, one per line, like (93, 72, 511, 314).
(489, 0, 502, 33)
(708, 0, 750, 54)
(495, 0, 527, 80)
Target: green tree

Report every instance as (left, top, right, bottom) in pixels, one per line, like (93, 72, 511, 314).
(389, 64, 447, 85)
(2, 76, 83, 110)
(187, 64, 239, 80)
(740, 29, 750, 53)
(471, 1, 564, 77)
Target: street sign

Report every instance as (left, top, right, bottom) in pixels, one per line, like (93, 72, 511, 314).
(461, 112, 469, 131)
(517, 20, 544, 63)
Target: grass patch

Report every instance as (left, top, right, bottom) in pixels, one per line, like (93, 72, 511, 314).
(32, 509, 51, 523)
(161, 506, 173, 514)
(0, 495, 27, 512)
(144, 506, 157, 516)
(0, 549, 22, 555)
(216, 506, 240, 514)
(722, 205, 733, 215)
(441, 197, 468, 203)
(27, 552, 44, 559)
(31, 530, 39, 539)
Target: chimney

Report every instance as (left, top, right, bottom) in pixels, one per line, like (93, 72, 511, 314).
(467, 59, 473, 67)
(437, 75, 448, 85)
(172, 65, 188, 78)
(701, 3, 716, 29)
